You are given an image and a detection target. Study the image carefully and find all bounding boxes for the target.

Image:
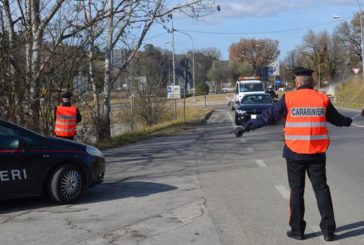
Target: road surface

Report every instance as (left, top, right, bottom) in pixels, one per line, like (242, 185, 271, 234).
(1, 105, 364, 245)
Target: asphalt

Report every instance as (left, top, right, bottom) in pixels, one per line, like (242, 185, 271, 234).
(0, 104, 363, 245)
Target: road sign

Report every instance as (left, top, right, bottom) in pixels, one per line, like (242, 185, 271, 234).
(268, 61, 280, 76)
(352, 68, 360, 75)
(167, 85, 181, 99)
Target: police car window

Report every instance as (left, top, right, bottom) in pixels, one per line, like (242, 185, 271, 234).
(0, 125, 19, 149)
(0, 125, 18, 136)
(21, 130, 43, 148)
(240, 83, 264, 92)
(242, 94, 273, 104)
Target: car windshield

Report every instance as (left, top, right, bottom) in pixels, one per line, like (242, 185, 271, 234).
(240, 83, 264, 92)
(241, 94, 273, 104)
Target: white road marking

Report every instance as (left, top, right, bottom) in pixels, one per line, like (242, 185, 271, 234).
(349, 113, 364, 128)
(275, 185, 290, 200)
(311, 226, 341, 245)
(255, 160, 267, 168)
(352, 123, 364, 128)
(226, 110, 237, 129)
(246, 147, 254, 153)
(352, 113, 361, 120)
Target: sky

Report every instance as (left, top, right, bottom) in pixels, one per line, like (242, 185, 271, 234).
(142, 0, 361, 61)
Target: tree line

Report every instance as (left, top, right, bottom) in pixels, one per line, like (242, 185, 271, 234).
(283, 12, 364, 86)
(0, 0, 217, 141)
(206, 12, 364, 89)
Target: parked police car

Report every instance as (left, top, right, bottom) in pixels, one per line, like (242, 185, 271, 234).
(235, 93, 274, 125)
(0, 119, 105, 203)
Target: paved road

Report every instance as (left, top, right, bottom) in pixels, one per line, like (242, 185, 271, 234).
(0, 105, 363, 245)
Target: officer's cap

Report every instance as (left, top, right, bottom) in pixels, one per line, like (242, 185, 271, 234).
(62, 91, 73, 99)
(293, 67, 314, 76)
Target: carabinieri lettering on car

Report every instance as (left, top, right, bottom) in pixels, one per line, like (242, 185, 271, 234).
(0, 169, 27, 182)
(291, 107, 325, 117)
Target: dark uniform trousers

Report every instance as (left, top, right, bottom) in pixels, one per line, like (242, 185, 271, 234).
(286, 158, 336, 235)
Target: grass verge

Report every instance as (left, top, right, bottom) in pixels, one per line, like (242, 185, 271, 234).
(335, 77, 364, 109)
(96, 108, 213, 149)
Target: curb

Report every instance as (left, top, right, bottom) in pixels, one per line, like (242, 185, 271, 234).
(335, 106, 362, 112)
(199, 110, 214, 124)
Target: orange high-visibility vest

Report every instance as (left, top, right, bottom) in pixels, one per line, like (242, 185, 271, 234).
(54, 106, 77, 137)
(284, 89, 330, 154)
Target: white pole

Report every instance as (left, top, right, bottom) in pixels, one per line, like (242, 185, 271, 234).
(357, 0, 364, 83)
(170, 14, 177, 119)
(317, 51, 321, 89)
(171, 16, 176, 86)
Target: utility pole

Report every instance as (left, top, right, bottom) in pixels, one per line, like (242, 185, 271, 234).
(169, 14, 177, 120)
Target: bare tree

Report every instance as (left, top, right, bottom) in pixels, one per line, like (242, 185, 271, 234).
(229, 38, 280, 72)
(334, 12, 362, 66)
(132, 74, 168, 127)
(98, 0, 218, 140)
(0, 0, 217, 141)
(302, 30, 346, 83)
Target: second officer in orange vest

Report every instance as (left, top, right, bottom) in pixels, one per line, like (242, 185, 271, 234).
(54, 91, 82, 140)
(234, 67, 352, 242)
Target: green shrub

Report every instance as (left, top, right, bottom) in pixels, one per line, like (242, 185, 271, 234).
(196, 82, 209, 96)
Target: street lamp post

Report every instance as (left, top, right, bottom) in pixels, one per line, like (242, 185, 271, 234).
(357, 0, 364, 83)
(174, 29, 195, 100)
(167, 14, 177, 120)
(301, 49, 321, 89)
(169, 15, 176, 87)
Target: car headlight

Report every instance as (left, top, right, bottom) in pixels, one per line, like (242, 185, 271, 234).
(86, 145, 104, 158)
(236, 110, 247, 114)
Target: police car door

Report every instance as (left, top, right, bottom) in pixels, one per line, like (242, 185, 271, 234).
(0, 123, 27, 195)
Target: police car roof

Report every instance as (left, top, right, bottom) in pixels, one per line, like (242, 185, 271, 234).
(238, 80, 263, 83)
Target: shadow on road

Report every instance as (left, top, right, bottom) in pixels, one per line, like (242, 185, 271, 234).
(80, 181, 177, 203)
(305, 221, 364, 240)
(335, 221, 364, 240)
(0, 181, 177, 214)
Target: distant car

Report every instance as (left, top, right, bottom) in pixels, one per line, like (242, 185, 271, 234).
(231, 76, 265, 110)
(0, 119, 105, 203)
(235, 93, 275, 125)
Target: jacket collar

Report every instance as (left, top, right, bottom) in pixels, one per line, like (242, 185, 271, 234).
(297, 84, 313, 90)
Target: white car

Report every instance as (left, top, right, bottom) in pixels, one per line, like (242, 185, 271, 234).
(231, 76, 265, 110)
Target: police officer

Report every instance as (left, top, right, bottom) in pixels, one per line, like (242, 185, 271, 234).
(265, 84, 277, 99)
(235, 67, 352, 242)
(54, 91, 82, 140)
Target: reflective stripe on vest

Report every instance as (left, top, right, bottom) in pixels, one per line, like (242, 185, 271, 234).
(55, 121, 77, 126)
(284, 89, 330, 154)
(285, 122, 327, 128)
(54, 128, 78, 133)
(284, 134, 329, 140)
(54, 106, 77, 137)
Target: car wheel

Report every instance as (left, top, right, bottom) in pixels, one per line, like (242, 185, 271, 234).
(49, 164, 83, 204)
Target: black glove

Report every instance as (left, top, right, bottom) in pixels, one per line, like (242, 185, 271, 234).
(234, 126, 246, 137)
(345, 117, 352, 127)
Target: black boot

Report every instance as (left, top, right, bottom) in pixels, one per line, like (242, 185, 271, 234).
(286, 230, 304, 240)
(324, 233, 335, 242)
